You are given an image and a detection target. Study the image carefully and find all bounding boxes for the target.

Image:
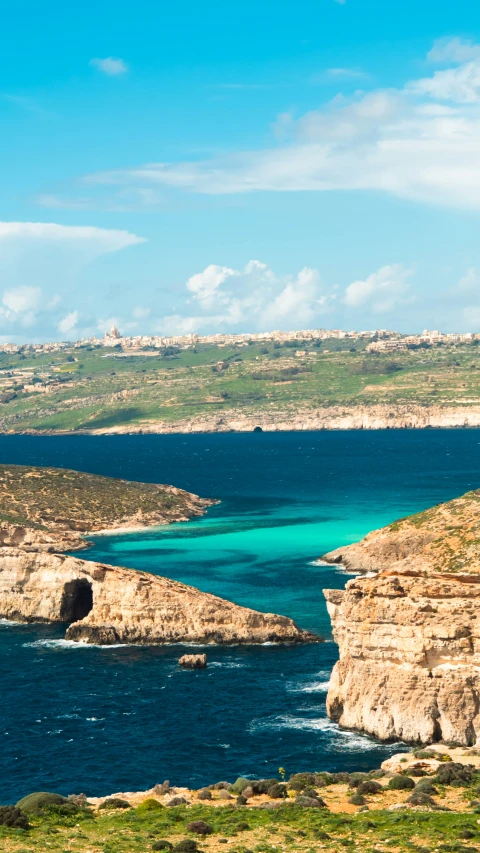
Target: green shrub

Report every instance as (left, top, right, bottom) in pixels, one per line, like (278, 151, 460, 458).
(302, 787, 319, 799)
(230, 777, 251, 794)
(388, 775, 415, 790)
(349, 793, 366, 806)
(16, 792, 68, 813)
(174, 842, 197, 853)
(187, 821, 213, 835)
(152, 843, 173, 851)
(137, 799, 164, 812)
(267, 783, 287, 799)
(434, 763, 473, 786)
(415, 779, 438, 795)
(197, 789, 212, 800)
(288, 773, 315, 788)
(0, 806, 29, 829)
(236, 795, 248, 805)
(99, 798, 131, 810)
(407, 791, 435, 807)
(348, 773, 369, 789)
(251, 779, 278, 795)
(357, 780, 383, 795)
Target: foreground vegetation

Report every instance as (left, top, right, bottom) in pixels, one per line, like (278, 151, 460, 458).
(4, 751, 480, 853)
(1, 337, 480, 432)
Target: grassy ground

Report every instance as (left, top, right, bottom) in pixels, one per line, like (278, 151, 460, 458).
(4, 748, 480, 853)
(2, 339, 480, 432)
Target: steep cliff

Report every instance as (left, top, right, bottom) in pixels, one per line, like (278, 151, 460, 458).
(323, 490, 480, 745)
(0, 464, 315, 646)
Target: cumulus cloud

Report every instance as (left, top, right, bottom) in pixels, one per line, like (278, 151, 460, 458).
(58, 310, 79, 336)
(89, 57, 128, 76)
(156, 259, 335, 333)
(407, 60, 480, 103)
(344, 264, 414, 313)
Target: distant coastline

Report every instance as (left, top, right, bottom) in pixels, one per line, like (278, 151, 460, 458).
(9, 403, 480, 435)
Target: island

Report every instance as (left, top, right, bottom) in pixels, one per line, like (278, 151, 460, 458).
(0, 464, 316, 645)
(322, 490, 480, 745)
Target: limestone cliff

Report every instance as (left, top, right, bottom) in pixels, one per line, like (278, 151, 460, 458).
(0, 464, 315, 646)
(323, 490, 480, 745)
(0, 549, 315, 645)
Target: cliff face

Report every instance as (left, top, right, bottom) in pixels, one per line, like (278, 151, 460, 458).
(83, 404, 480, 435)
(324, 571, 480, 744)
(323, 490, 480, 745)
(0, 464, 315, 646)
(0, 549, 315, 645)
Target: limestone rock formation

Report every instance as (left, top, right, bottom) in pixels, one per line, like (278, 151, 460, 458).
(0, 464, 316, 646)
(323, 489, 480, 745)
(179, 654, 207, 668)
(322, 489, 480, 575)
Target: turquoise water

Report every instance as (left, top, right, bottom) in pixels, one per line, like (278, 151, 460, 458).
(1, 430, 480, 802)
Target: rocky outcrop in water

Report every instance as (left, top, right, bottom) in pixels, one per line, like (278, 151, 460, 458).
(0, 549, 315, 645)
(323, 490, 480, 745)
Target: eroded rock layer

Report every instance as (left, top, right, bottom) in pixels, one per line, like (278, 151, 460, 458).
(324, 570, 480, 744)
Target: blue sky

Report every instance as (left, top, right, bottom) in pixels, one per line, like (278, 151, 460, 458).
(2, 0, 480, 341)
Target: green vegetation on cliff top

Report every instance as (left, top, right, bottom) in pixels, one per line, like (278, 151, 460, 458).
(0, 464, 206, 532)
(1, 337, 480, 432)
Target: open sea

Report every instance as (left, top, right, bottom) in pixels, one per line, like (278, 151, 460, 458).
(1, 429, 480, 803)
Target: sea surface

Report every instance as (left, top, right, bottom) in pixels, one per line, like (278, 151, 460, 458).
(1, 430, 480, 803)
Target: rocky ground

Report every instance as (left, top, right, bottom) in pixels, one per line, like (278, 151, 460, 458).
(3, 746, 480, 853)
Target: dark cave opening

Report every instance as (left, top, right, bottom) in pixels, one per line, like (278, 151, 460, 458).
(60, 579, 93, 623)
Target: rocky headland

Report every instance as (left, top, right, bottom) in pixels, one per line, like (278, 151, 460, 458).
(322, 490, 480, 745)
(0, 464, 315, 646)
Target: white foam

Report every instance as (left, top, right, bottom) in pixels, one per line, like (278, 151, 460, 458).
(249, 714, 403, 752)
(23, 639, 129, 650)
(209, 661, 246, 669)
(299, 680, 331, 693)
(0, 618, 23, 626)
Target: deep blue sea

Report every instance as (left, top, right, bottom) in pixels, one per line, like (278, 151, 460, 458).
(1, 430, 480, 803)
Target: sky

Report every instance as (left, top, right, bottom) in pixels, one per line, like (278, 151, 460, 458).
(3, 0, 480, 341)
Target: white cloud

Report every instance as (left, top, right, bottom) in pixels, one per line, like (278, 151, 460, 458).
(427, 37, 480, 64)
(325, 67, 368, 80)
(3, 286, 42, 313)
(89, 57, 128, 76)
(344, 264, 413, 313)
(58, 310, 79, 335)
(157, 259, 335, 333)
(186, 264, 236, 305)
(0, 221, 145, 253)
(407, 60, 480, 103)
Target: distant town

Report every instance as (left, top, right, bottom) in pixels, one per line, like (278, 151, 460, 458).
(0, 326, 478, 356)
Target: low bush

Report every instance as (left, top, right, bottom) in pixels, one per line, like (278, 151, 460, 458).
(267, 783, 287, 799)
(152, 842, 173, 851)
(168, 797, 188, 806)
(174, 841, 197, 853)
(295, 795, 327, 808)
(289, 773, 315, 788)
(302, 787, 319, 799)
(16, 792, 69, 813)
(187, 820, 213, 835)
(348, 773, 369, 789)
(357, 780, 383, 795)
(137, 799, 163, 812)
(407, 791, 436, 807)
(230, 777, 251, 794)
(236, 795, 248, 805)
(197, 789, 212, 800)
(434, 763, 473, 786)
(251, 779, 278, 795)
(349, 793, 366, 806)
(99, 798, 131, 810)
(415, 779, 438, 795)
(0, 806, 29, 829)
(388, 775, 415, 790)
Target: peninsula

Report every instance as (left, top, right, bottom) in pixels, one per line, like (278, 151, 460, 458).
(0, 464, 315, 645)
(322, 491, 480, 745)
